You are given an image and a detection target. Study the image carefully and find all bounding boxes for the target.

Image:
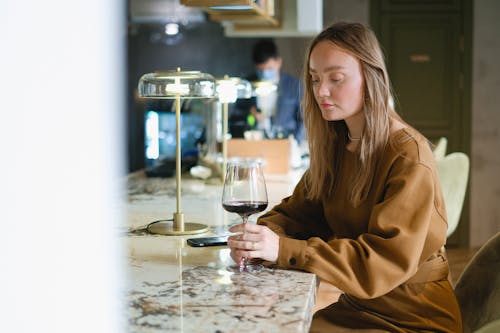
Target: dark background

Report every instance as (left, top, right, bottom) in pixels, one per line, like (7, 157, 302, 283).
(127, 19, 264, 172)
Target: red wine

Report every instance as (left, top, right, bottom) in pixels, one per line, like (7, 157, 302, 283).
(222, 200, 268, 217)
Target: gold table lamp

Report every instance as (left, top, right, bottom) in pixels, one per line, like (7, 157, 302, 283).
(215, 75, 252, 182)
(251, 80, 278, 97)
(138, 68, 215, 235)
(249, 79, 278, 138)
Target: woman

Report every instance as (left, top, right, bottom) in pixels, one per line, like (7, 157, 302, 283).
(227, 22, 462, 332)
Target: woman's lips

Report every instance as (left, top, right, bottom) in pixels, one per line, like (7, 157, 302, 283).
(320, 103, 334, 108)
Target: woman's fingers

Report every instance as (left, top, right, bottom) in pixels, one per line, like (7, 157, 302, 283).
(230, 247, 260, 260)
(228, 232, 260, 243)
(227, 238, 259, 252)
(229, 250, 242, 264)
(227, 223, 279, 263)
(229, 222, 263, 234)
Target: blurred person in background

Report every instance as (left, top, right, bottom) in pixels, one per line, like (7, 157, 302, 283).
(231, 39, 304, 143)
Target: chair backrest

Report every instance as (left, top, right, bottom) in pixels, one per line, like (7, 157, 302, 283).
(435, 152, 470, 237)
(473, 319, 500, 333)
(433, 137, 448, 160)
(454, 232, 500, 333)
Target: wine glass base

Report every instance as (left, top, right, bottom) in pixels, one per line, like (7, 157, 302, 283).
(147, 219, 209, 235)
(228, 263, 265, 273)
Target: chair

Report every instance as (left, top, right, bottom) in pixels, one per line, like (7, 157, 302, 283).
(454, 232, 500, 333)
(435, 152, 470, 237)
(474, 319, 500, 333)
(433, 137, 448, 160)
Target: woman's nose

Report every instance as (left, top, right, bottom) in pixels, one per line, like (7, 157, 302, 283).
(317, 82, 330, 97)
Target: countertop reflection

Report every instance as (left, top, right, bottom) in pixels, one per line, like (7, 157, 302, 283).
(124, 170, 316, 332)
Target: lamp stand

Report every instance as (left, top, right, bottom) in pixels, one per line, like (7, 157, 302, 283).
(147, 82, 208, 236)
(221, 101, 229, 183)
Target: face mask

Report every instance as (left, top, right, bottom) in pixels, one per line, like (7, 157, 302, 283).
(256, 68, 278, 81)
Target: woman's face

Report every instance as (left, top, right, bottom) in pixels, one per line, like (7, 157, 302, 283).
(309, 41, 365, 122)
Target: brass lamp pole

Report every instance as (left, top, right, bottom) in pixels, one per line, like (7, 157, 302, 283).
(138, 68, 215, 235)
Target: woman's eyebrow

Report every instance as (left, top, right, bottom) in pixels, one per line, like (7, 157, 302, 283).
(309, 65, 346, 74)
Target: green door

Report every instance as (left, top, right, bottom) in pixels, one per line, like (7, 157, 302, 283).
(371, 1, 472, 246)
(381, 13, 463, 148)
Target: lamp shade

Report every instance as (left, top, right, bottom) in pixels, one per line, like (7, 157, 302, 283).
(251, 80, 278, 97)
(216, 77, 252, 103)
(138, 70, 215, 99)
(135, 68, 214, 235)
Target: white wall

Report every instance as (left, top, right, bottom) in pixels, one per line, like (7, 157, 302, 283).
(0, 1, 125, 332)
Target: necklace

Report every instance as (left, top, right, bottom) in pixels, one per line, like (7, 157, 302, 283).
(347, 132, 361, 141)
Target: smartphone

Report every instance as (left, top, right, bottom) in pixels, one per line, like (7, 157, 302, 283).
(186, 236, 228, 247)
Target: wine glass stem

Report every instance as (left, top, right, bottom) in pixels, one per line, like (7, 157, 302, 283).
(241, 215, 249, 271)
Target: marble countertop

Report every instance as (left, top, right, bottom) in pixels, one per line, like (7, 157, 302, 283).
(124, 169, 317, 332)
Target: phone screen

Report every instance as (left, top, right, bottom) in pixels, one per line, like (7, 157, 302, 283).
(186, 236, 228, 247)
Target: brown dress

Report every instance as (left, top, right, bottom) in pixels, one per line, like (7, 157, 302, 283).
(258, 128, 462, 332)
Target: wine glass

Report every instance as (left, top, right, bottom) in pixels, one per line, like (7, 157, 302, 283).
(222, 158, 268, 272)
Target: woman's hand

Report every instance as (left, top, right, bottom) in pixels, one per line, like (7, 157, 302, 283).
(227, 223, 279, 266)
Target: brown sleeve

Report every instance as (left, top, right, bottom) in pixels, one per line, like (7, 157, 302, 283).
(276, 160, 447, 299)
(257, 173, 332, 241)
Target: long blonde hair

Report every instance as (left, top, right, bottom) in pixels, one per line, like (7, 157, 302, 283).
(303, 22, 403, 205)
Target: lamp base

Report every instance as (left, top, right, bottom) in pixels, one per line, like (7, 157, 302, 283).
(147, 219, 209, 236)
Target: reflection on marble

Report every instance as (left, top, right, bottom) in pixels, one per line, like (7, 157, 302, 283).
(128, 266, 316, 333)
(125, 170, 315, 332)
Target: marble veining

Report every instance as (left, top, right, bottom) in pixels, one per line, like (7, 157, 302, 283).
(125, 170, 315, 332)
(128, 266, 316, 333)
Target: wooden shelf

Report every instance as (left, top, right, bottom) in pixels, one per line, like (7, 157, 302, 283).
(181, 0, 259, 6)
(181, 0, 280, 27)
